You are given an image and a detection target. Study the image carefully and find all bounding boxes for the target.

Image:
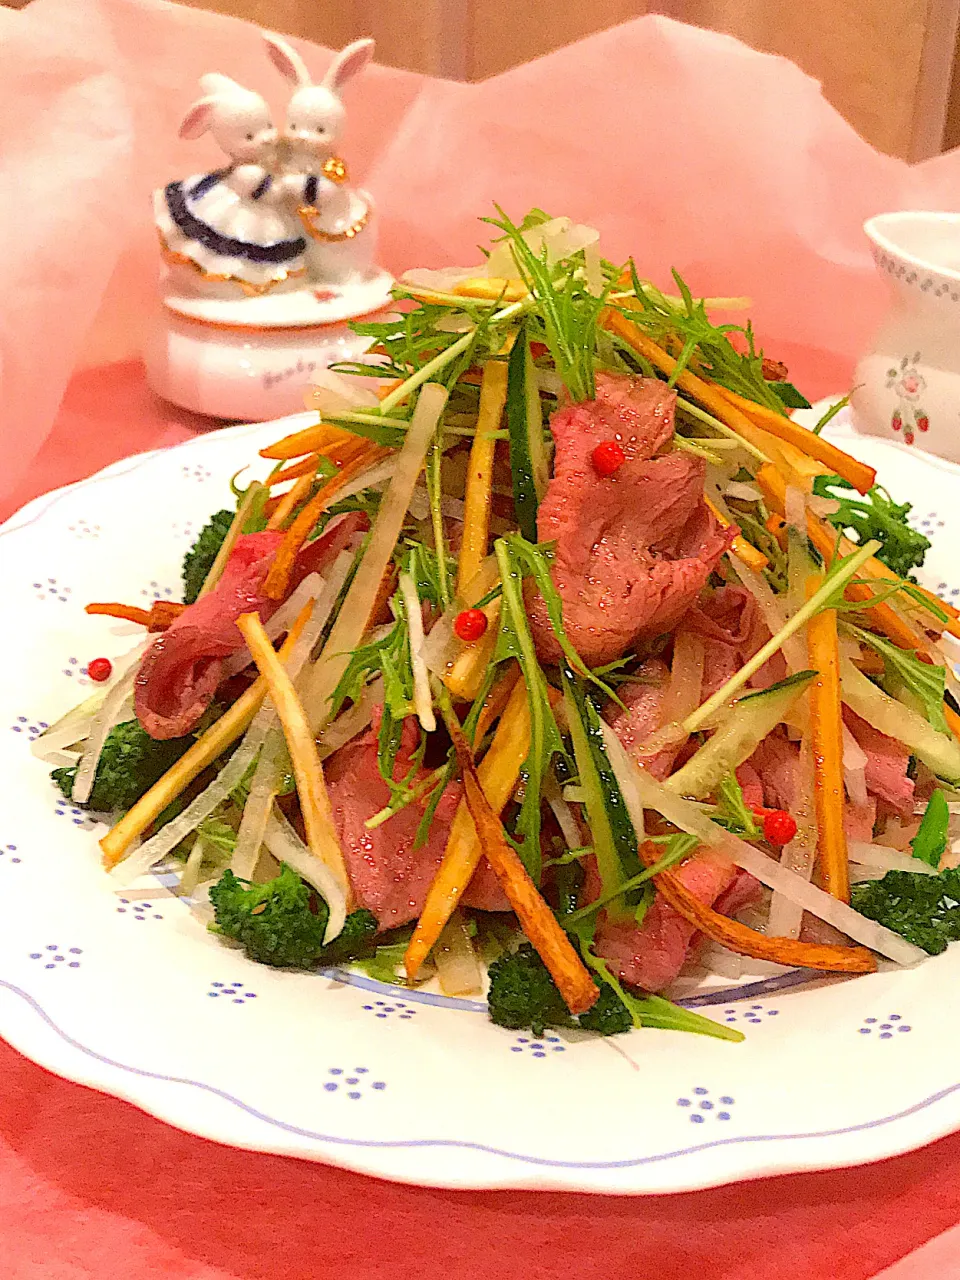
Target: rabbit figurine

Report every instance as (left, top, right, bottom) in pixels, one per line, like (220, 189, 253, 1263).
(154, 73, 307, 296)
(263, 33, 379, 287)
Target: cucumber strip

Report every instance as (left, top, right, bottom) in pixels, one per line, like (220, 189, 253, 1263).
(665, 671, 816, 800)
(840, 657, 960, 785)
(506, 326, 548, 542)
(561, 671, 637, 921)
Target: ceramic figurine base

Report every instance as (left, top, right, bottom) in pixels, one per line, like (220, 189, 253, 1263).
(144, 307, 384, 421)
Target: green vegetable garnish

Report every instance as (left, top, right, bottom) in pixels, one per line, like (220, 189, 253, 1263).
(209, 865, 379, 969)
(52, 720, 193, 813)
(851, 867, 960, 955)
(182, 508, 234, 604)
(847, 625, 949, 734)
(812, 475, 930, 579)
(910, 790, 950, 869)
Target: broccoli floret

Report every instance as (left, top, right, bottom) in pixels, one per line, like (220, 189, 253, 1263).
(209, 866, 329, 968)
(182, 508, 234, 604)
(51, 720, 193, 812)
(577, 982, 633, 1035)
(486, 944, 575, 1036)
(319, 909, 379, 966)
(851, 868, 960, 955)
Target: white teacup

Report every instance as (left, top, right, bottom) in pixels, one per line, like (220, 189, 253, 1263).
(852, 211, 960, 461)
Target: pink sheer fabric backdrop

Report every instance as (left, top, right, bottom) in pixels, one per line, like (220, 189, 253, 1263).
(2, 0, 960, 512)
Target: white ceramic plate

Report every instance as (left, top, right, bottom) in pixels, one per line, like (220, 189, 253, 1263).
(3, 403, 960, 1194)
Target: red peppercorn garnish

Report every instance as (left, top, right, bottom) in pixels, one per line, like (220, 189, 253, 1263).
(454, 608, 488, 643)
(762, 809, 797, 846)
(591, 439, 626, 477)
(87, 657, 113, 683)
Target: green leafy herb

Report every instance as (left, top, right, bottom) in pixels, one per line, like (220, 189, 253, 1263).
(847, 625, 949, 734)
(182, 509, 234, 604)
(505, 323, 549, 541)
(484, 206, 612, 401)
(620, 265, 782, 412)
(713, 772, 762, 838)
(851, 867, 960, 955)
(768, 381, 811, 410)
(812, 475, 930, 579)
(910, 790, 950, 869)
(811, 394, 850, 436)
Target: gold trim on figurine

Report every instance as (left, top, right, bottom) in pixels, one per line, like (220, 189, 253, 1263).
(297, 206, 369, 243)
(157, 230, 307, 297)
(322, 155, 349, 184)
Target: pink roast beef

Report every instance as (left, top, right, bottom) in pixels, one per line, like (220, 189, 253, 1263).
(135, 514, 364, 739)
(324, 716, 509, 929)
(529, 372, 734, 667)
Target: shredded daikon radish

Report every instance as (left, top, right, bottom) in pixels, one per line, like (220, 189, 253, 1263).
(767, 734, 818, 939)
(112, 588, 337, 883)
(841, 724, 869, 808)
(303, 382, 449, 731)
(699, 941, 793, 981)
(420, 555, 499, 680)
(411, 485, 465, 522)
(724, 481, 763, 502)
(729, 553, 804, 675)
(72, 641, 151, 804)
(179, 833, 215, 897)
(231, 730, 283, 880)
(221, 572, 327, 679)
(605, 730, 926, 966)
(32, 689, 108, 761)
(263, 808, 347, 944)
(598, 724, 646, 841)
(848, 842, 937, 876)
(434, 910, 483, 995)
(317, 678, 382, 759)
(543, 772, 582, 851)
(398, 571, 435, 732)
(663, 629, 704, 724)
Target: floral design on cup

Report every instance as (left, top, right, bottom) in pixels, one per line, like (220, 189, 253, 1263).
(886, 354, 929, 446)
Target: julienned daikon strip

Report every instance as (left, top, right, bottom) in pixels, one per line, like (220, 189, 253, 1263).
(602, 728, 927, 966)
(767, 732, 818, 939)
(682, 540, 880, 735)
(303, 383, 449, 732)
(434, 910, 483, 996)
(848, 842, 939, 877)
(543, 771, 583, 852)
(317, 678, 382, 760)
(839, 656, 960, 785)
(420, 556, 501, 701)
(404, 678, 531, 980)
(457, 337, 512, 592)
(197, 481, 266, 600)
(221, 570, 326, 679)
(728, 553, 805, 676)
(230, 730, 283, 881)
(398, 571, 436, 733)
(100, 604, 315, 869)
(237, 612, 351, 903)
(71, 640, 151, 804)
(262, 807, 347, 944)
(663, 629, 705, 725)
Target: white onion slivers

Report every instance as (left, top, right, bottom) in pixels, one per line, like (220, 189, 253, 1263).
(263, 808, 347, 944)
(72, 640, 151, 804)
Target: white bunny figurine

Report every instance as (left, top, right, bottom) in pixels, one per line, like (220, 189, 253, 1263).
(263, 33, 379, 288)
(154, 73, 307, 296)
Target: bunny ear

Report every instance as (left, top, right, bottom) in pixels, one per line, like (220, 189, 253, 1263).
(263, 31, 312, 87)
(324, 38, 374, 94)
(179, 97, 218, 140)
(199, 72, 246, 99)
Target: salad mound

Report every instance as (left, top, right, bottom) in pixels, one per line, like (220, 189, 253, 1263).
(35, 208, 960, 1041)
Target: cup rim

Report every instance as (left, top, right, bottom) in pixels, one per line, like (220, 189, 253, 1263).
(865, 210, 960, 283)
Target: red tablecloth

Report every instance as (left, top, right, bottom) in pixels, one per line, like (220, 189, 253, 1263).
(2, 354, 958, 1280)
